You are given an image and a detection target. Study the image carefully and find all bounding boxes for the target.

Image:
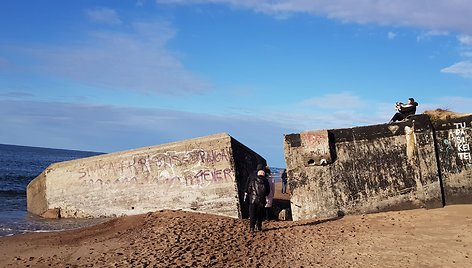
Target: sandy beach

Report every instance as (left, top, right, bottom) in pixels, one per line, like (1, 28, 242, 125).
(1, 184, 471, 267)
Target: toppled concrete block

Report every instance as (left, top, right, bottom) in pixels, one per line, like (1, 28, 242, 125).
(27, 133, 265, 219)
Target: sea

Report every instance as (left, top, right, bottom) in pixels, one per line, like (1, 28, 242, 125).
(0, 143, 107, 237)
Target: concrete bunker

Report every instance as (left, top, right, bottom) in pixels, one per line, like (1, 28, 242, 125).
(27, 113, 471, 222)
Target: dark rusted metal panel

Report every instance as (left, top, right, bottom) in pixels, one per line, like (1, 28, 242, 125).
(285, 133, 302, 147)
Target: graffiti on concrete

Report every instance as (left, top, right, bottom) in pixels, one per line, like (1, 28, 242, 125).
(449, 122, 471, 163)
(300, 130, 331, 165)
(301, 131, 330, 155)
(77, 148, 234, 188)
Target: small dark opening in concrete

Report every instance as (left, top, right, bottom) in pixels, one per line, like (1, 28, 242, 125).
(307, 159, 315, 165)
(131, 207, 135, 210)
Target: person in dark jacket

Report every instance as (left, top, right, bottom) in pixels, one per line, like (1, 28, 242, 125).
(244, 164, 270, 234)
(389, 98, 418, 123)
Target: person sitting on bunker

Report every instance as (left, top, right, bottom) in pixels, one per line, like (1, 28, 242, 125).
(389, 97, 418, 123)
(244, 163, 270, 234)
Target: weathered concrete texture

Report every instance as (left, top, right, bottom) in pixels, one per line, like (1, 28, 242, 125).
(27, 133, 265, 219)
(285, 115, 443, 221)
(433, 115, 472, 205)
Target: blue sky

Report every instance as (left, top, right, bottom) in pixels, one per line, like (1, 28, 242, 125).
(1, 0, 472, 167)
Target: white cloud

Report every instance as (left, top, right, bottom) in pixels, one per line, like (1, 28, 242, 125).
(302, 92, 363, 109)
(157, 0, 472, 34)
(417, 30, 449, 41)
(441, 61, 472, 78)
(457, 35, 472, 58)
(266, 110, 384, 132)
(387, 32, 396, 40)
(0, 91, 34, 99)
(458, 34, 472, 45)
(29, 21, 210, 95)
(460, 51, 472, 58)
(86, 7, 122, 25)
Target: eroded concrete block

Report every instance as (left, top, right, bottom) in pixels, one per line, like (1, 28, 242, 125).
(285, 115, 443, 221)
(27, 133, 265, 219)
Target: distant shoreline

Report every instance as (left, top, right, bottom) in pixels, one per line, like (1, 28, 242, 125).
(0, 143, 104, 155)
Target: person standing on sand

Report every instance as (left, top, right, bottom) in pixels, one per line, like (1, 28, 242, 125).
(281, 169, 288, 194)
(244, 164, 270, 234)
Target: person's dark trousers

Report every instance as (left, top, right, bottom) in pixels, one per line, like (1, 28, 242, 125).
(265, 207, 271, 221)
(249, 203, 265, 232)
(390, 112, 406, 123)
(282, 182, 287, 193)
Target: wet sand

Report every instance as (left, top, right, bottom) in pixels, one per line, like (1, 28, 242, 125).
(1, 186, 471, 267)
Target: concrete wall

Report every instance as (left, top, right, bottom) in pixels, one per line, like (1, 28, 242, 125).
(27, 133, 265, 219)
(433, 115, 472, 205)
(284, 115, 443, 221)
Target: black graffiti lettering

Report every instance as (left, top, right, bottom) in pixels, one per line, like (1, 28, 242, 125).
(199, 151, 207, 163)
(78, 168, 87, 179)
(171, 155, 182, 166)
(201, 170, 210, 181)
(214, 151, 222, 162)
(150, 155, 161, 167)
(223, 168, 232, 180)
(222, 149, 230, 161)
(152, 154, 169, 168)
(212, 169, 222, 182)
(182, 152, 192, 164)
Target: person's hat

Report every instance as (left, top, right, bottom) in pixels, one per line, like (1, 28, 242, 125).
(408, 97, 415, 102)
(256, 164, 265, 170)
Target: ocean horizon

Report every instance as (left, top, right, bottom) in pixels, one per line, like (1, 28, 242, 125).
(0, 143, 106, 237)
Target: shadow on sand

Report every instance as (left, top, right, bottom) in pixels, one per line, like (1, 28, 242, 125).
(265, 213, 344, 232)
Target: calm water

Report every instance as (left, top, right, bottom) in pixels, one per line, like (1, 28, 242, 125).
(0, 144, 106, 237)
